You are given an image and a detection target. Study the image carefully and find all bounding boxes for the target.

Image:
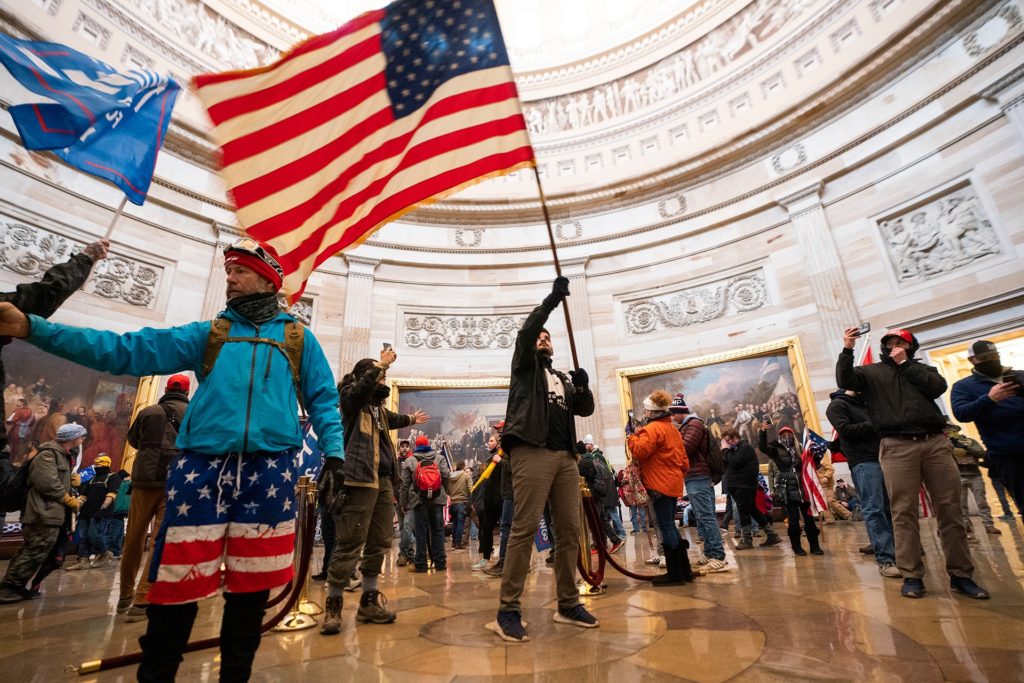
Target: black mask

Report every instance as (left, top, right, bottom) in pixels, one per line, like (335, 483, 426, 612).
(975, 360, 1002, 378)
(371, 384, 391, 403)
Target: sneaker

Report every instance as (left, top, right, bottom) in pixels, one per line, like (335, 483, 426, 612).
(630, 530, 639, 535)
(124, 605, 148, 623)
(735, 539, 753, 551)
(116, 596, 133, 613)
(609, 541, 624, 554)
(997, 513, 1015, 522)
(65, 558, 90, 571)
(879, 563, 901, 578)
(703, 558, 729, 573)
(495, 610, 530, 642)
(695, 555, 710, 567)
(760, 534, 781, 547)
(950, 576, 990, 600)
(0, 584, 24, 604)
(590, 548, 598, 555)
(396, 555, 409, 567)
(553, 604, 599, 629)
(483, 561, 504, 577)
(645, 555, 662, 566)
(311, 572, 327, 581)
(320, 595, 343, 635)
(356, 590, 397, 624)
(471, 558, 488, 571)
(860, 544, 875, 555)
(984, 525, 1002, 535)
(901, 578, 925, 599)
(90, 551, 113, 568)
(658, 556, 666, 569)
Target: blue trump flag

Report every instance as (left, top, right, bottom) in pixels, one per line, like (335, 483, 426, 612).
(0, 33, 180, 204)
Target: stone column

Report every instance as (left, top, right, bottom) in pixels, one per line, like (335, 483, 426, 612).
(982, 65, 1024, 141)
(561, 257, 603, 445)
(200, 222, 237, 319)
(339, 255, 379, 372)
(777, 183, 859, 358)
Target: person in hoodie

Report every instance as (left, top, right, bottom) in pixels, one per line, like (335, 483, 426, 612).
(826, 389, 899, 578)
(0, 238, 344, 680)
(951, 339, 1024, 522)
(400, 435, 450, 572)
(759, 425, 822, 556)
(837, 326, 988, 600)
(723, 427, 782, 552)
(447, 459, 472, 551)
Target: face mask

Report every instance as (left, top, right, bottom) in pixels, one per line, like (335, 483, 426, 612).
(975, 360, 1002, 378)
(371, 384, 391, 402)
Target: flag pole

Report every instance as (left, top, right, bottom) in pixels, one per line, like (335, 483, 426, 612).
(530, 165, 580, 370)
(103, 195, 128, 241)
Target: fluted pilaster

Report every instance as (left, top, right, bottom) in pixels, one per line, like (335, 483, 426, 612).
(339, 255, 380, 373)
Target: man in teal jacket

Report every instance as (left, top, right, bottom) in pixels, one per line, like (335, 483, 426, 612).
(0, 238, 343, 682)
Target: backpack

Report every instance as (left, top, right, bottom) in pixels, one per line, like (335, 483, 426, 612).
(414, 458, 443, 499)
(0, 449, 33, 514)
(111, 478, 132, 516)
(586, 456, 613, 501)
(202, 319, 306, 414)
(704, 429, 726, 485)
(619, 461, 649, 507)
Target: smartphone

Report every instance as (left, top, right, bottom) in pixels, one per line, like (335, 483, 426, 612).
(382, 342, 393, 351)
(627, 409, 635, 423)
(762, 415, 774, 427)
(852, 322, 870, 337)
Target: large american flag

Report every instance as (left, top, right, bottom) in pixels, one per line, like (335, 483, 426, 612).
(800, 429, 829, 515)
(193, 0, 534, 301)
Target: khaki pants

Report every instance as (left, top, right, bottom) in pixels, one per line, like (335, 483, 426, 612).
(499, 446, 581, 614)
(880, 435, 973, 580)
(326, 478, 395, 588)
(119, 486, 167, 604)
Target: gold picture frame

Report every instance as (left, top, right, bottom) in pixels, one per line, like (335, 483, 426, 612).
(616, 336, 821, 438)
(387, 377, 510, 465)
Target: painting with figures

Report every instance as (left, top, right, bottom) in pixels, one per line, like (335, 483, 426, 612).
(391, 383, 509, 466)
(3, 340, 139, 470)
(622, 341, 816, 447)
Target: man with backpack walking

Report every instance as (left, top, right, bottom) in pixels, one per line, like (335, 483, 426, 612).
(670, 394, 729, 573)
(0, 422, 86, 602)
(116, 374, 190, 620)
(400, 435, 450, 572)
(0, 238, 344, 680)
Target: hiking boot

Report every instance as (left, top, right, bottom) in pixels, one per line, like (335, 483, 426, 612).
(320, 596, 343, 635)
(553, 604, 599, 628)
(124, 605, 149, 623)
(116, 596, 133, 613)
(356, 590, 396, 624)
(901, 578, 925, 599)
(984, 525, 1001, 535)
(495, 610, 529, 642)
(950, 576, 990, 600)
(483, 561, 504, 577)
(879, 563, 901, 578)
(65, 557, 90, 571)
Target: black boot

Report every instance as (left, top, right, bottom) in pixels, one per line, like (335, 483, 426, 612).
(220, 590, 269, 683)
(807, 525, 824, 555)
(677, 540, 695, 582)
(138, 603, 199, 682)
(651, 546, 686, 586)
(789, 529, 807, 556)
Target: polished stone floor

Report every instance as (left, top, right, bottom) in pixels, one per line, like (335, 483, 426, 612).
(2, 518, 1024, 682)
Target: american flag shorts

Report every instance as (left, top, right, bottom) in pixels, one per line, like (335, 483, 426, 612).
(147, 449, 298, 605)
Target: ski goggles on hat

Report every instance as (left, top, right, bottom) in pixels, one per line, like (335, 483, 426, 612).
(224, 238, 285, 281)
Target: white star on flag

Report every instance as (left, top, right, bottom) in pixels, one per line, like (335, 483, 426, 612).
(176, 502, 191, 516)
(266, 484, 278, 498)
(197, 485, 212, 500)
(167, 487, 177, 501)
(184, 470, 199, 484)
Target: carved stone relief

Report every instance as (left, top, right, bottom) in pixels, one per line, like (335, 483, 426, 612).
(624, 271, 769, 335)
(657, 194, 687, 219)
(555, 221, 583, 242)
(405, 314, 526, 350)
(0, 219, 163, 309)
(73, 12, 112, 49)
(454, 228, 483, 248)
(877, 184, 1001, 285)
(829, 19, 862, 52)
(121, 45, 155, 70)
(964, 3, 1023, 58)
(520, 0, 816, 135)
(285, 297, 313, 326)
(869, 0, 901, 22)
(794, 47, 822, 77)
(771, 144, 807, 173)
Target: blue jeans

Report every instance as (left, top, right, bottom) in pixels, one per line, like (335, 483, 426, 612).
(399, 509, 415, 560)
(686, 476, 725, 560)
(413, 504, 446, 569)
(78, 516, 109, 556)
(630, 504, 648, 531)
(498, 498, 514, 561)
(107, 517, 125, 556)
(449, 502, 467, 547)
(850, 462, 895, 564)
(608, 505, 626, 537)
(650, 492, 679, 550)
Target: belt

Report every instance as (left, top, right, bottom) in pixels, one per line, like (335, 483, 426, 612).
(885, 433, 941, 441)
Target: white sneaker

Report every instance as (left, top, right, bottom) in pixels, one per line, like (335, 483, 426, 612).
(644, 555, 662, 566)
(695, 555, 711, 566)
(703, 558, 729, 573)
(658, 556, 666, 569)
(471, 559, 488, 571)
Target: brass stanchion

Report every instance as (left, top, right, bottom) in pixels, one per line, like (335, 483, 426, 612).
(272, 476, 320, 631)
(577, 476, 607, 595)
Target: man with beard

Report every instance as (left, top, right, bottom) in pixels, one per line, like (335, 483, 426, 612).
(837, 327, 988, 600)
(318, 348, 429, 636)
(493, 277, 598, 643)
(951, 340, 1024, 522)
(0, 238, 344, 679)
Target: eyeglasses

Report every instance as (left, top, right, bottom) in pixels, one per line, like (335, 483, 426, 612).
(225, 238, 285, 279)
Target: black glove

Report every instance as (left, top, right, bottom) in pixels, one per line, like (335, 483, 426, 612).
(544, 276, 570, 306)
(568, 368, 589, 387)
(317, 457, 345, 508)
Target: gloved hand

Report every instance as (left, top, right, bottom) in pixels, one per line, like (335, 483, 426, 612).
(317, 457, 345, 506)
(624, 420, 635, 436)
(543, 276, 570, 306)
(62, 493, 81, 512)
(568, 368, 589, 387)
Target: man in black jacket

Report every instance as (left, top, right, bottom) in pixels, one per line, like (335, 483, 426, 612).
(118, 374, 190, 620)
(826, 389, 899, 578)
(837, 327, 987, 599)
(494, 277, 597, 643)
(0, 239, 108, 453)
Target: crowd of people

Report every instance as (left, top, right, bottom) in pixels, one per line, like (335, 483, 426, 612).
(0, 243, 1021, 678)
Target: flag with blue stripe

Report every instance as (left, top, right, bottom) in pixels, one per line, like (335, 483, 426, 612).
(0, 33, 180, 204)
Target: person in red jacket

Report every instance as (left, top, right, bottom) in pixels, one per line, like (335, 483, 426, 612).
(627, 390, 692, 586)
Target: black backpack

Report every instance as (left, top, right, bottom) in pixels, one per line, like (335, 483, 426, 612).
(0, 449, 33, 514)
(587, 456, 613, 500)
(704, 429, 726, 485)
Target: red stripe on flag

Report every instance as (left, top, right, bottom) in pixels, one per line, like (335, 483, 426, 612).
(225, 533, 296, 559)
(147, 572, 222, 605)
(226, 566, 293, 593)
(206, 34, 381, 126)
(159, 538, 224, 565)
(193, 10, 385, 89)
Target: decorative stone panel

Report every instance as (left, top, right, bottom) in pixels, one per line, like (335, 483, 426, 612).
(555, 221, 582, 242)
(404, 314, 527, 350)
(285, 297, 314, 326)
(0, 218, 163, 309)
(72, 12, 111, 49)
(877, 183, 1001, 285)
(624, 271, 769, 335)
(454, 228, 483, 248)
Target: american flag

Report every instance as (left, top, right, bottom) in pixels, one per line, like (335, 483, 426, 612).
(800, 429, 829, 515)
(193, 0, 534, 301)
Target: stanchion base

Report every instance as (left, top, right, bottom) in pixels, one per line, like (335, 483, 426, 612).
(271, 610, 319, 632)
(297, 598, 322, 616)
